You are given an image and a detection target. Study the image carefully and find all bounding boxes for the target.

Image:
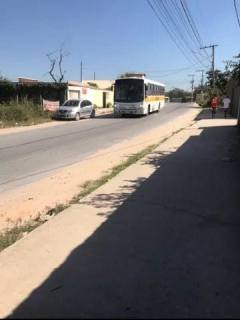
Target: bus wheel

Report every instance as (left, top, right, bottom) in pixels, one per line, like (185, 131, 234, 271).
(148, 105, 151, 115)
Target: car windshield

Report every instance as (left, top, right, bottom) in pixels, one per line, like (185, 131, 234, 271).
(63, 100, 80, 107)
(114, 79, 144, 103)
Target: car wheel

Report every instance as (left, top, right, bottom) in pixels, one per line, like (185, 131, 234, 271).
(75, 113, 80, 121)
(90, 109, 96, 118)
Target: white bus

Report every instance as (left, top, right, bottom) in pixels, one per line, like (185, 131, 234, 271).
(114, 74, 165, 117)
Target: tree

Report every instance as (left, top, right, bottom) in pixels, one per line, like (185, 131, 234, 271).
(166, 88, 191, 100)
(0, 74, 10, 82)
(229, 54, 240, 84)
(205, 69, 231, 94)
(46, 46, 69, 83)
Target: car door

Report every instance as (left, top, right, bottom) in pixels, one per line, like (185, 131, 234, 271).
(85, 100, 93, 117)
(80, 100, 88, 117)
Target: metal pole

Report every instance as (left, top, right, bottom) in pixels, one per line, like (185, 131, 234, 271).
(200, 44, 218, 89)
(188, 74, 194, 102)
(196, 69, 204, 89)
(212, 46, 215, 89)
(80, 61, 83, 83)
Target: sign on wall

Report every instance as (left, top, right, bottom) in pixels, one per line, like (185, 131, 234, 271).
(42, 99, 59, 112)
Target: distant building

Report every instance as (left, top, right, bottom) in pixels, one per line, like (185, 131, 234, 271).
(68, 81, 113, 107)
(18, 77, 39, 84)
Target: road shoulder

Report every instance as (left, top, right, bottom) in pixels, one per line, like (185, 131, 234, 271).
(0, 106, 200, 232)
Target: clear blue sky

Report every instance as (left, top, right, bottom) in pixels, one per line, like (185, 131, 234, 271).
(0, 0, 239, 90)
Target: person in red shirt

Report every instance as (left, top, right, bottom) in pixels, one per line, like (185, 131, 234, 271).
(211, 95, 219, 118)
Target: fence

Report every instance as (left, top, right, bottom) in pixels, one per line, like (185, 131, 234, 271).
(0, 82, 67, 105)
(227, 79, 240, 124)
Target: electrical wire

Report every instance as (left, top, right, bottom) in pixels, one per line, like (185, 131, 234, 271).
(234, 0, 240, 30)
(151, 0, 205, 65)
(155, 0, 205, 65)
(179, 0, 210, 61)
(146, 0, 196, 64)
(169, 0, 209, 62)
(147, 0, 210, 68)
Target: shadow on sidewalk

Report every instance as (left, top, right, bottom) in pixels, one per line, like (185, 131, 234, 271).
(10, 125, 240, 318)
(195, 108, 236, 121)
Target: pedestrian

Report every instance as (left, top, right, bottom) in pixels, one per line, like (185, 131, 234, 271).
(211, 95, 219, 119)
(222, 95, 231, 119)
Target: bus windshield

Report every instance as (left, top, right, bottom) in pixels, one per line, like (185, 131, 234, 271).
(114, 79, 144, 103)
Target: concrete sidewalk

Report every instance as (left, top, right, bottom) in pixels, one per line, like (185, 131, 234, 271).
(0, 109, 240, 318)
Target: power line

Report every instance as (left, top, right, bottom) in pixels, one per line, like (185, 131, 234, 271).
(169, 0, 203, 52)
(149, 0, 207, 66)
(179, 0, 210, 61)
(152, 0, 196, 64)
(146, 0, 195, 64)
(181, 0, 202, 44)
(155, 0, 205, 66)
(170, 0, 207, 59)
(147, 0, 210, 69)
(146, 57, 209, 77)
(234, 0, 240, 30)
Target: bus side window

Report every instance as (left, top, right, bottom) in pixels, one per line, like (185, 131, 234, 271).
(145, 84, 148, 97)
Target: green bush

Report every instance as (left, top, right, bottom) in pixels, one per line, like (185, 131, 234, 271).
(106, 102, 112, 108)
(0, 100, 51, 126)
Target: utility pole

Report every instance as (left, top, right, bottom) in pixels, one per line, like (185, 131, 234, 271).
(196, 69, 204, 89)
(94, 72, 96, 80)
(188, 74, 195, 102)
(200, 44, 218, 89)
(196, 69, 204, 106)
(80, 61, 83, 83)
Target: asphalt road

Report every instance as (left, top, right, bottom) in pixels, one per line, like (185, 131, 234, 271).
(0, 103, 191, 193)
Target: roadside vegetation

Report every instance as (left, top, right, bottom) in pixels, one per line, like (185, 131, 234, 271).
(194, 53, 240, 108)
(0, 100, 52, 128)
(166, 88, 192, 102)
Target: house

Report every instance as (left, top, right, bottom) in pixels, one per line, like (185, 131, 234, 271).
(11, 78, 114, 108)
(68, 81, 114, 108)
